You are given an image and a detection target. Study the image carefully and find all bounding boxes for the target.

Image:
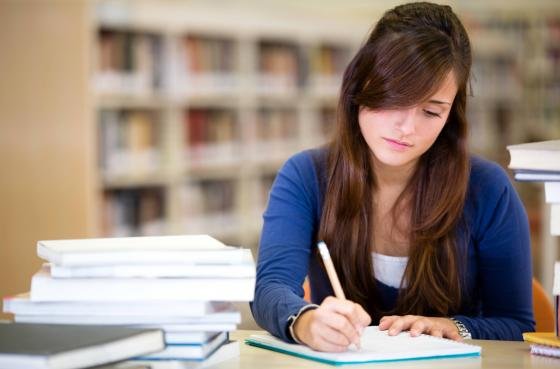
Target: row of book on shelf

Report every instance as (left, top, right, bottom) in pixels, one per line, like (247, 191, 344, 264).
(99, 172, 276, 237)
(98, 106, 319, 177)
(95, 29, 348, 96)
(1, 235, 255, 369)
(101, 187, 166, 237)
(507, 139, 560, 358)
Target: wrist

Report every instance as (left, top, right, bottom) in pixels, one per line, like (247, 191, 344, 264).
(287, 304, 319, 344)
(450, 317, 472, 339)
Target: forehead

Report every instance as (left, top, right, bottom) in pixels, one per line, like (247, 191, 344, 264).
(425, 71, 458, 103)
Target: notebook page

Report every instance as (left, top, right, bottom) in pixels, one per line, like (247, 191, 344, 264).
(246, 326, 481, 365)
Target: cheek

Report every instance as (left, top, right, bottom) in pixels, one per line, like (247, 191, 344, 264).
(359, 118, 380, 149)
(416, 120, 447, 147)
(358, 110, 391, 138)
(358, 117, 374, 137)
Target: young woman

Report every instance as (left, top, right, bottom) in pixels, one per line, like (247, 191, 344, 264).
(250, 2, 534, 352)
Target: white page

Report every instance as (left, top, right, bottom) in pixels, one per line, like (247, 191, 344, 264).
(246, 326, 481, 364)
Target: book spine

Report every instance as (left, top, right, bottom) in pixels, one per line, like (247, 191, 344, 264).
(554, 261, 560, 337)
(554, 295, 560, 338)
(530, 344, 560, 358)
(552, 204, 560, 236)
(30, 276, 255, 302)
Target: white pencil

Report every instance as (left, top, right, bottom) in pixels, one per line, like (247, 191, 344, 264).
(318, 241, 362, 350)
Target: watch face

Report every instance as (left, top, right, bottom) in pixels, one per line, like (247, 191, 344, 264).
(450, 318, 471, 339)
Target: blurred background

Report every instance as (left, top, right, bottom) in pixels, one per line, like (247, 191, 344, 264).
(1, 0, 559, 324)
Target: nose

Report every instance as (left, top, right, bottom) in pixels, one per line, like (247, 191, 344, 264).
(394, 108, 416, 135)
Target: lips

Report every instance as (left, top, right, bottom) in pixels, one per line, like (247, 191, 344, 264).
(383, 137, 412, 149)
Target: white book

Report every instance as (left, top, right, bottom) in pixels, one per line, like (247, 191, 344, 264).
(164, 332, 220, 345)
(37, 235, 248, 266)
(136, 332, 227, 360)
(545, 182, 560, 203)
(530, 344, 560, 358)
(110, 339, 240, 369)
(14, 311, 241, 326)
(4, 293, 233, 317)
(139, 324, 237, 333)
(30, 266, 255, 302)
(507, 140, 560, 171)
(513, 170, 560, 182)
(552, 203, 560, 236)
(49, 251, 255, 278)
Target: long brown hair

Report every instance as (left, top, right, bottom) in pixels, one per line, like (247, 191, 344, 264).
(318, 2, 472, 321)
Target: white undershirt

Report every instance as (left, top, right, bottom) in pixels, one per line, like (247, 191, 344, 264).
(372, 252, 409, 288)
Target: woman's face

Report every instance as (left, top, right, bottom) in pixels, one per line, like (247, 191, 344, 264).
(358, 71, 458, 172)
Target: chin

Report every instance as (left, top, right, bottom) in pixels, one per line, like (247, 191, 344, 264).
(374, 151, 417, 168)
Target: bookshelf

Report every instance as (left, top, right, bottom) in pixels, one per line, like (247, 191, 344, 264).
(91, 2, 361, 250)
(466, 13, 560, 162)
(461, 11, 560, 294)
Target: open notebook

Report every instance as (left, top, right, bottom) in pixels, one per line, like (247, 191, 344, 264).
(245, 326, 481, 365)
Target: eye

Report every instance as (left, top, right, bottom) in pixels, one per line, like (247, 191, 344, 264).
(423, 109, 441, 118)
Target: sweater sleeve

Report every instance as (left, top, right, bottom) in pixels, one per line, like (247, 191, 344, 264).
(454, 162, 535, 340)
(249, 152, 319, 342)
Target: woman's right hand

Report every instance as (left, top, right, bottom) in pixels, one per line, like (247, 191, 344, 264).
(292, 296, 371, 352)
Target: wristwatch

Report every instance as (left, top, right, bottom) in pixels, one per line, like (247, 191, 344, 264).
(450, 318, 472, 339)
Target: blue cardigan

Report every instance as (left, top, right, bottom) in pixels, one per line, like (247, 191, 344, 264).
(250, 148, 535, 342)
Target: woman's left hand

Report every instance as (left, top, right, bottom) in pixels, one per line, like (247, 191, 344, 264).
(378, 315, 462, 341)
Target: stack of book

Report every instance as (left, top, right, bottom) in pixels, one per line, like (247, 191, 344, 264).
(507, 139, 560, 236)
(523, 262, 560, 358)
(3, 235, 255, 367)
(508, 140, 560, 358)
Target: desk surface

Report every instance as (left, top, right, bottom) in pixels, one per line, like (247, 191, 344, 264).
(207, 330, 558, 369)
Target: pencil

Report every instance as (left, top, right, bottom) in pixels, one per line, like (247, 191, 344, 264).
(317, 241, 362, 350)
(317, 241, 346, 300)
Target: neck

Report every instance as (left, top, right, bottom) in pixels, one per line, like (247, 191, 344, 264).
(372, 157, 417, 191)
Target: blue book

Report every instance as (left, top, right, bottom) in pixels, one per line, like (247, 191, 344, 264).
(136, 332, 228, 360)
(512, 169, 560, 182)
(245, 326, 481, 366)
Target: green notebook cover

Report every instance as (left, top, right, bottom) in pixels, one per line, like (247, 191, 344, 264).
(245, 326, 481, 366)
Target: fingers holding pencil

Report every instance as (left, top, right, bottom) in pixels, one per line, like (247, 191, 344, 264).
(324, 296, 371, 332)
(293, 297, 371, 352)
(290, 241, 371, 352)
(317, 241, 370, 327)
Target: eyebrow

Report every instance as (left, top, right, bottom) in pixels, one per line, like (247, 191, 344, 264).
(427, 99, 451, 106)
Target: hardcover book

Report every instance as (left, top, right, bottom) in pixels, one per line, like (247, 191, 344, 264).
(0, 323, 164, 369)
